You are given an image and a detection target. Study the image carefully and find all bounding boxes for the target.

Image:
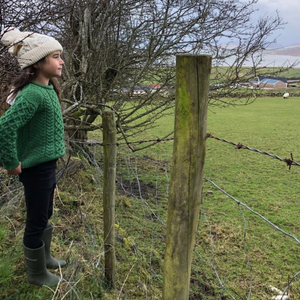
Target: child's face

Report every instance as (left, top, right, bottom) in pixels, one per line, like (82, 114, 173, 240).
(36, 51, 64, 79)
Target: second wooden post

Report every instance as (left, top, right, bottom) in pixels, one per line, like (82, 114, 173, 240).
(162, 54, 211, 300)
(103, 110, 116, 288)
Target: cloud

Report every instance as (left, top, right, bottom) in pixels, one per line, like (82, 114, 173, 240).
(252, 0, 300, 46)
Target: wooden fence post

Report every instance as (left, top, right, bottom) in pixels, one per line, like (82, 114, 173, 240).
(162, 54, 211, 300)
(103, 110, 117, 288)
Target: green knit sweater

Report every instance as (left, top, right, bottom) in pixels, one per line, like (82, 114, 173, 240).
(0, 82, 65, 170)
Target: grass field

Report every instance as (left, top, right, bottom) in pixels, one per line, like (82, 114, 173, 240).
(125, 96, 300, 299)
(1, 96, 300, 299)
(196, 97, 300, 299)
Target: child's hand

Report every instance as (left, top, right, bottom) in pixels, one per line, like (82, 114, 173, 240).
(7, 163, 22, 176)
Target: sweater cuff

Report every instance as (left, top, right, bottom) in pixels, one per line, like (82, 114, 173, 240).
(3, 159, 20, 171)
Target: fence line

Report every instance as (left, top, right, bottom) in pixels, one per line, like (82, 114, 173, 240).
(110, 150, 300, 299)
(66, 136, 174, 147)
(2, 142, 300, 298)
(68, 132, 300, 170)
(84, 142, 300, 298)
(206, 133, 300, 169)
(66, 122, 300, 299)
(66, 135, 300, 246)
(112, 151, 300, 298)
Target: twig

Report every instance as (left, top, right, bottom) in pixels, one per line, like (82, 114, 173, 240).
(117, 264, 135, 300)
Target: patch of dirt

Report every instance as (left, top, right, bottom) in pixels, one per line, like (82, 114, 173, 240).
(117, 177, 156, 199)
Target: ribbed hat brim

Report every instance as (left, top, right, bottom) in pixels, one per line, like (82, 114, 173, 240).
(18, 40, 63, 69)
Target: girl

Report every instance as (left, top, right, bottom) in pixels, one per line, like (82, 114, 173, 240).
(0, 28, 66, 287)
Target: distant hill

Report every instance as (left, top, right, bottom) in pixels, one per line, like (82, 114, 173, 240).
(265, 45, 300, 57)
(220, 45, 300, 67)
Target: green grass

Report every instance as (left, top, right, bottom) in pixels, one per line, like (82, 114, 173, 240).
(2, 96, 300, 299)
(96, 96, 300, 298)
(136, 96, 300, 299)
(202, 97, 300, 299)
(91, 95, 300, 299)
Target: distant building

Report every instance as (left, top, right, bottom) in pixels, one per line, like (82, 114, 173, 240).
(252, 76, 288, 89)
(149, 84, 161, 90)
(132, 85, 150, 95)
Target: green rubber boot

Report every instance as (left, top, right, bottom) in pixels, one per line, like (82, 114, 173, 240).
(42, 224, 66, 269)
(24, 242, 61, 287)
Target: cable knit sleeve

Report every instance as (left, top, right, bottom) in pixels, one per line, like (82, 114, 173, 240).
(0, 91, 41, 170)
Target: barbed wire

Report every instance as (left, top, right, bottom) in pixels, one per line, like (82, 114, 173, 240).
(64, 133, 300, 298)
(73, 133, 300, 298)
(81, 140, 300, 298)
(3, 137, 299, 298)
(68, 132, 300, 170)
(206, 133, 300, 170)
(66, 137, 174, 147)
(76, 139, 300, 246)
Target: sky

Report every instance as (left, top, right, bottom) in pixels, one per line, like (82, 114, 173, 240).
(252, 0, 300, 47)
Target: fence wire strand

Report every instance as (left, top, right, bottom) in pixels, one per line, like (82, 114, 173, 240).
(207, 133, 300, 169)
(69, 132, 300, 170)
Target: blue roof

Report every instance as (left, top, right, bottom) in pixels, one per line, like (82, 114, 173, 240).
(258, 76, 287, 84)
(260, 78, 281, 85)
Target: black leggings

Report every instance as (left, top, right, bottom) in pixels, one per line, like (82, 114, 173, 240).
(19, 160, 57, 249)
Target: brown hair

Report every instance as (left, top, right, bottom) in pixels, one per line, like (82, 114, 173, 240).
(1, 57, 62, 109)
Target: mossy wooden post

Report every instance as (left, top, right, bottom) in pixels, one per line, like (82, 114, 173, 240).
(162, 54, 211, 300)
(103, 111, 116, 288)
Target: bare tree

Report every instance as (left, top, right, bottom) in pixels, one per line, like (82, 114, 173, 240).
(0, 0, 70, 111)
(1, 0, 285, 147)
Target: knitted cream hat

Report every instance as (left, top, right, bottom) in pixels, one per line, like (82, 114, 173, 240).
(1, 27, 63, 69)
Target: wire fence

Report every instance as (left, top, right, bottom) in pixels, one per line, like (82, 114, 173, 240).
(72, 134, 300, 299)
(1, 132, 300, 299)
(68, 131, 300, 169)
(206, 133, 300, 170)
